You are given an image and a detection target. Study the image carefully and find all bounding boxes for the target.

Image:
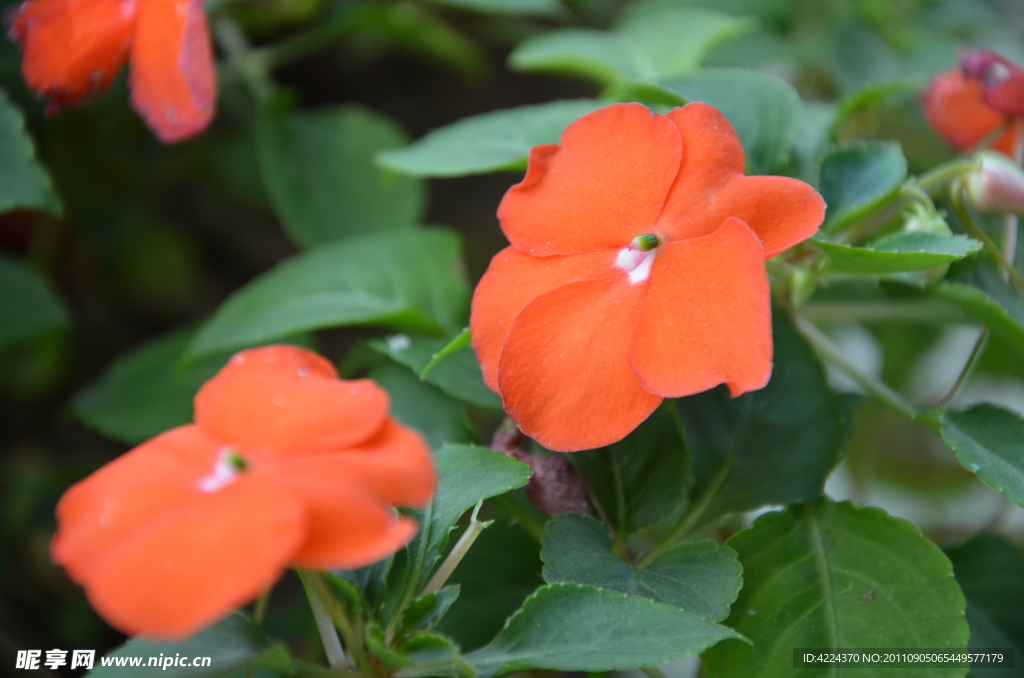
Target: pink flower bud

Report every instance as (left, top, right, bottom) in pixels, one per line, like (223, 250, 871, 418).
(964, 151, 1024, 215)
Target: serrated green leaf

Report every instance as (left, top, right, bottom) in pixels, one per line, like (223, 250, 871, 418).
(816, 233, 982, 275)
(256, 101, 424, 249)
(930, 261, 1024, 355)
(675, 309, 844, 525)
(939, 404, 1024, 508)
(946, 534, 1024, 678)
(72, 328, 227, 445)
(662, 67, 801, 174)
(467, 583, 741, 676)
(0, 254, 68, 351)
(820, 141, 907, 231)
(703, 499, 969, 678)
(508, 7, 754, 85)
(0, 87, 61, 216)
(574, 405, 692, 536)
(424, 0, 561, 14)
(369, 333, 501, 409)
(190, 229, 469, 357)
(376, 100, 602, 177)
(406, 446, 532, 595)
(371, 362, 475, 450)
(541, 513, 741, 621)
(87, 614, 275, 678)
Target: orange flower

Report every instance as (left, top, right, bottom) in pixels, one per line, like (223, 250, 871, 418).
(51, 345, 435, 639)
(471, 103, 825, 452)
(923, 51, 1023, 156)
(6, 0, 216, 142)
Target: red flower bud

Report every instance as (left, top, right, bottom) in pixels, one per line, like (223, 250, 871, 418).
(961, 50, 1024, 118)
(964, 151, 1024, 215)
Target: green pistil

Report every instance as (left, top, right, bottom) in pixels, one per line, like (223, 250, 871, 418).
(226, 450, 248, 471)
(633, 233, 660, 251)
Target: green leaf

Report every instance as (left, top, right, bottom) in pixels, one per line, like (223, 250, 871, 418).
(674, 309, 844, 525)
(541, 513, 741, 621)
(703, 499, 969, 678)
(376, 100, 603, 177)
(939, 404, 1024, 508)
(467, 583, 741, 676)
(87, 614, 277, 677)
(436, 519, 544, 651)
(819, 141, 907, 231)
(190, 229, 469, 357)
(424, 0, 561, 14)
(662, 68, 802, 174)
(406, 445, 532, 594)
(614, 5, 757, 81)
(256, 101, 424, 249)
(946, 534, 1024, 677)
(931, 261, 1024, 355)
(401, 585, 462, 636)
(0, 254, 68, 351)
(72, 328, 227, 445)
(371, 362, 475, 450)
(508, 8, 754, 85)
(816, 233, 982, 275)
(574, 405, 692, 536)
(0, 87, 61, 216)
(369, 333, 501, 409)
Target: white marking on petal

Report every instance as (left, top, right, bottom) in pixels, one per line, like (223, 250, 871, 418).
(614, 247, 656, 284)
(199, 448, 242, 493)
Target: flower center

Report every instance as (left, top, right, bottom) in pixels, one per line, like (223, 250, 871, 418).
(198, 447, 248, 493)
(615, 233, 660, 284)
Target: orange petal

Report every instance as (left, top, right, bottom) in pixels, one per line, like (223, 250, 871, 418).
(194, 345, 391, 461)
(498, 274, 662, 452)
(497, 103, 682, 256)
(923, 70, 1008, 152)
(656, 103, 824, 257)
(330, 419, 437, 508)
(128, 0, 215, 142)
(628, 217, 772, 399)
(471, 247, 618, 391)
(51, 425, 221, 584)
(83, 474, 305, 640)
(265, 457, 418, 570)
(7, 0, 135, 110)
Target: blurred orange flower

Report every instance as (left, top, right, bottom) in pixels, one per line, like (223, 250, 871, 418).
(923, 51, 1024, 156)
(51, 345, 435, 639)
(471, 102, 825, 452)
(6, 0, 216, 142)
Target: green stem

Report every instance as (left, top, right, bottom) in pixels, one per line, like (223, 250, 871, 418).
(212, 17, 274, 102)
(421, 502, 491, 595)
(800, 301, 970, 324)
(951, 188, 1024, 289)
(489, 494, 546, 543)
(915, 158, 976, 193)
(305, 572, 377, 678)
(300, 571, 351, 672)
(636, 405, 747, 569)
(253, 589, 271, 626)
(940, 329, 988, 406)
(255, 15, 359, 70)
(793, 315, 922, 420)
